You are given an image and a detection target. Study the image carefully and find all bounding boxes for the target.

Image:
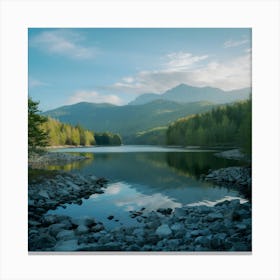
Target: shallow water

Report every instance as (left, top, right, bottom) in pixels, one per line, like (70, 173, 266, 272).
(47, 145, 246, 228)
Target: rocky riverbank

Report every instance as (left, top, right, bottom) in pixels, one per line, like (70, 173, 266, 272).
(214, 148, 250, 162)
(28, 171, 251, 252)
(28, 152, 90, 169)
(203, 166, 251, 199)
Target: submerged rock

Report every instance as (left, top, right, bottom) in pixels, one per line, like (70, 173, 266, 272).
(155, 224, 172, 237)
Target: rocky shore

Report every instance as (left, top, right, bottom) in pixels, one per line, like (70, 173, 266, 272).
(203, 166, 251, 199)
(28, 152, 90, 169)
(214, 148, 250, 161)
(29, 171, 251, 252)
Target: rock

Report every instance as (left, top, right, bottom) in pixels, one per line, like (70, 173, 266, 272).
(91, 224, 104, 232)
(38, 190, 50, 199)
(173, 208, 186, 220)
(170, 223, 184, 232)
(28, 199, 35, 207)
(48, 223, 69, 236)
(190, 230, 201, 237)
(155, 224, 172, 237)
(107, 215, 114, 220)
(42, 215, 59, 225)
(194, 236, 209, 246)
(132, 228, 144, 236)
(235, 223, 247, 230)
(56, 230, 75, 240)
(76, 225, 89, 234)
(207, 212, 224, 221)
(55, 239, 78, 251)
(30, 233, 56, 250)
(157, 208, 172, 215)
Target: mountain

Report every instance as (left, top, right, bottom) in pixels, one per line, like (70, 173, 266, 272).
(43, 100, 217, 141)
(129, 84, 251, 105)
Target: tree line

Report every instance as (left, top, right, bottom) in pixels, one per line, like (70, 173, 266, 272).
(28, 97, 122, 154)
(166, 99, 252, 155)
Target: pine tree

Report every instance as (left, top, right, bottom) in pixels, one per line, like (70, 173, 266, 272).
(28, 97, 48, 155)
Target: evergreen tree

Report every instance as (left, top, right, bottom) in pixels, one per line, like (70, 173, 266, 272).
(28, 97, 48, 154)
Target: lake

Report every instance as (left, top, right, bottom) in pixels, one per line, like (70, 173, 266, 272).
(47, 145, 247, 229)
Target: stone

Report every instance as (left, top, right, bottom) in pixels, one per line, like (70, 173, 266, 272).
(157, 208, 172, 215)
(173, 208, 186, 219)
(28, 199, 35, 207)
(132, 228, 144, 236)
(55, 239, 78, 251)
(155, 224, 172, 237)
(207, 212, 223, 221)
(38, 190, 50, 199)
(30, 233, 56, 250)
(170, 223, 184, 232)
(56, 230, 75, 240)
(76, 225, 89, 234)
(91, 224, 104, 232)
(48, 223, 69, 237)
(190, 230, 201, 237)
(235, 223, 247, 230)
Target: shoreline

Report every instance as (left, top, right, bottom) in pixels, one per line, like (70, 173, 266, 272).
(28, 169, 252, 252)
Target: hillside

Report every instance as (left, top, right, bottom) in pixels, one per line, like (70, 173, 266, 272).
(167, 99, 252, 154)
(43, 100, 217, 141)
(129, 84, 251, 105)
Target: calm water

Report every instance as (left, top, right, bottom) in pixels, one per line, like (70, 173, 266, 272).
(47, 145, 247, 229)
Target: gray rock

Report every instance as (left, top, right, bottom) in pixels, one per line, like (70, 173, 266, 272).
(207, 212, 223, 221)
(155, 224, 172, 237)
(170, 223, 184, 232)
(38, 190, 50, 199)
(235, 223, 247, 230)
(55, 239, 78, 251)
(132, 228, 144, 236)
(48, 223, 69, 236)
(30, 233, 56, 250)
(56, 230, 75, 240)
(76, 225, 89, 234)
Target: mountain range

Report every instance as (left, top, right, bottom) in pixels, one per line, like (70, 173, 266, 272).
(129, 84, 250, 105)
(43, 83, 251, 142)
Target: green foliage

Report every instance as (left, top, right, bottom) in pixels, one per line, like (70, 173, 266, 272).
(28, 97, 48, 154)
(94, 132, 122, 146)
(41, 118, 96, 146)
(127, 127, 167, 145)
(43, 100, 218, 140)
(167, 99, 252, 155)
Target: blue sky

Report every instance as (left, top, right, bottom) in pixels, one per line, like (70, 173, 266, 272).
(28, 28, 251, 111)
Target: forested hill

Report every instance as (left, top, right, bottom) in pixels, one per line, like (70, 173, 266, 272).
(43, 100, 217, 140)
(41, 117, 122, 146)
(167, 99, 252, 154)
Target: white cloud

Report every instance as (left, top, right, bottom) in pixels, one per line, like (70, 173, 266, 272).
(30, 29, 98, 59)
(164, 52, 208, 71)
(111, 52, 251, 94)
(122, 77, 134, 83)
(68, 90, 122, 105)
(28, 77, 49, 88)
(224, 38, 249, 48)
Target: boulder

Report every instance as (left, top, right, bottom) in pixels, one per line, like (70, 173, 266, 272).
(76, 225, 89, 235)
(56, 230, 75, 240)
(155, 224, 172, 237)
(38, 190, 50, 199)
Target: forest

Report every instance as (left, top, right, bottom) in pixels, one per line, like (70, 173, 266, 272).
(166, 99, 252, 154)
(41, 117, 122, 147)
(28, 97, 122, 150)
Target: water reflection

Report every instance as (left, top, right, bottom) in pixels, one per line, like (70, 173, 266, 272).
(46, 153, 94, 171)
(47, 147, 246, 228)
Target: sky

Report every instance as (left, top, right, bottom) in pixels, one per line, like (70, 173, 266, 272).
(28, 28, 251, 111)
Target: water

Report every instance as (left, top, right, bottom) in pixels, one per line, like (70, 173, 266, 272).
(47, 145, 247, 229)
